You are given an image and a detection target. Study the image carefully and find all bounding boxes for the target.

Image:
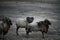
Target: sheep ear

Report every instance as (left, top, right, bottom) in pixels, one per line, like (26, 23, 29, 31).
(31, 17, 34, 20)
(26, 17, 30, 20)
(8, 19, 12, 25)
(26, 17, 30, 23)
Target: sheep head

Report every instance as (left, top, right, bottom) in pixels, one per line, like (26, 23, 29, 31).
(37, 19, 51, 27)
(26, 17, 34, 23)
(44, 19, 51, 25)
(2, 16, 12, 25)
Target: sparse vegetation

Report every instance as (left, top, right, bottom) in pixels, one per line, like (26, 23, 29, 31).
(0, 0, 59, 4)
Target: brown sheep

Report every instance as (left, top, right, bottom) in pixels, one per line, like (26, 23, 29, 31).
(26, 19, 51, 38)
(0, 16, 12, 39)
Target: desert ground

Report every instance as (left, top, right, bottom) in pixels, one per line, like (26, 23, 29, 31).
(0, 1, 60, 40)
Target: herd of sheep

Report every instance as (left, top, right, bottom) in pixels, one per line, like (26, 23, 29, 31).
(0, 16, 51, 39)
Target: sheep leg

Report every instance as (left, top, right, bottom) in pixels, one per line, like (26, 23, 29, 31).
(26, 31, 29, 35)
(25, 27, 29, 35)
(42, 32, 44, 38)
(2, 34, 4, 40)
(26, 30, 29, 35)
(16, 26, 20, 35)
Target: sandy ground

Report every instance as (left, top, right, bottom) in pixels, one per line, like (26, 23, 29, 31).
(1, 24, 59, 40)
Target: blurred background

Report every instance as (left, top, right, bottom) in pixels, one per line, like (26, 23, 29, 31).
(0, 0, 60, 40)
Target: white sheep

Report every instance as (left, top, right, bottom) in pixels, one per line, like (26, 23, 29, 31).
(16, 17, 34, 35)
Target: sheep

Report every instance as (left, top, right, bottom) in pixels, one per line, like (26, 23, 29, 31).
(16, 17, 34, 35)
(0, 16, 12, 39)
(26, 19, 51, 38)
